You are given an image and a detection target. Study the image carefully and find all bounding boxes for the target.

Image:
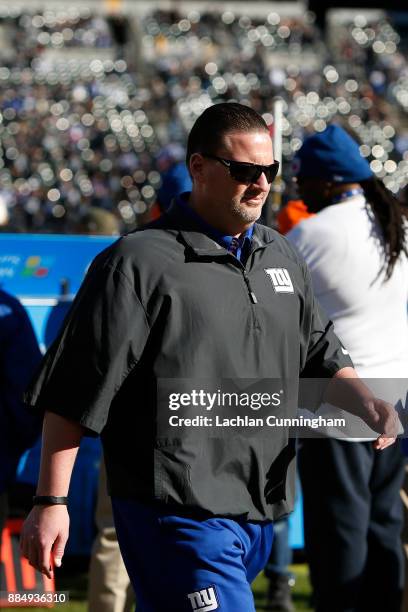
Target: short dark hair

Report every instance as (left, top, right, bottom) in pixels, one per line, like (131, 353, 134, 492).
(186, 102, 269, 168)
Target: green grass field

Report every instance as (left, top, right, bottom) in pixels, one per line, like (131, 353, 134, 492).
(1, 563, 313, 611)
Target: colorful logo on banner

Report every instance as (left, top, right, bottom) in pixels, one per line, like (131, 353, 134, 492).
(21, 256, 54, 279)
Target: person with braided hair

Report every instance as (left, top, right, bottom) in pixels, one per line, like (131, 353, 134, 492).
(358, 177, 407, 278)
(288, 124, 408, 612)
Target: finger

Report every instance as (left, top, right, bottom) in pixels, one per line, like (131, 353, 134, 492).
(373, 436, 387, 450)
(52, 533, 67, 568)
(375, 438, 388, 450)
(373, 435, 396, 450)
(39, 544, 53, 579)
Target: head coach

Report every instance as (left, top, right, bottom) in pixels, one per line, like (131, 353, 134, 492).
(21, 103, 400, 612)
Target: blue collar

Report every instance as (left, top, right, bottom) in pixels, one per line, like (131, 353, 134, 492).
(176, 193, 254, 261)
(331, 187, 364, 205)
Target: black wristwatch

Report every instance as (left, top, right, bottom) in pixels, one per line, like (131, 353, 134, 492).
(32, 495, 68, 506)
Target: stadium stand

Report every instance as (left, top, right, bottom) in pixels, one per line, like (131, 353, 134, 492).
(0, 3, 405, 233)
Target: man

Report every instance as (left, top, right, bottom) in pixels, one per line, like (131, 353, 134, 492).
(287, 124, 408, 611)
(0, 289, 42, 538)
(21, 104, 399, 612)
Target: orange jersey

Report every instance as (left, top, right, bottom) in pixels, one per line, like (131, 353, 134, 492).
(276, 200, 314, 234)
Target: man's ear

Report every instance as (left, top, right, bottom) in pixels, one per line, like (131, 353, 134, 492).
(189, 153, 205, 183)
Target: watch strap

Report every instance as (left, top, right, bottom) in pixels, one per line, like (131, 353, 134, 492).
(32, 495, 68, 506)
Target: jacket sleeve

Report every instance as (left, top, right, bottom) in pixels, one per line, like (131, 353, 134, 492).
(24, 253, 151, 434)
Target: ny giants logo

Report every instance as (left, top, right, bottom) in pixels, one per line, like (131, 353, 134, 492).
(187, 585, 219, 611)
(264, 268, 294, 293)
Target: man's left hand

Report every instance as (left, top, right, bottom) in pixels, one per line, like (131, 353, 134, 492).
(361, 397, 402, 450)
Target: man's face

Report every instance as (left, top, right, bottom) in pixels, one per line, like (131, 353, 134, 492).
(190, 130, 274, 233)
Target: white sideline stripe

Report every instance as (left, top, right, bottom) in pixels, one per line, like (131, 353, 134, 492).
(20, 298, 58, 307)
(20, 295, 76, 307)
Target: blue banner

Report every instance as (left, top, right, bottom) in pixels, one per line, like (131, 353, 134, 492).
(0, 233, 116, 299)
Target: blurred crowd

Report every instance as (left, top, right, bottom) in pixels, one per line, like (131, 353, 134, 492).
(0, 5, 406, 233)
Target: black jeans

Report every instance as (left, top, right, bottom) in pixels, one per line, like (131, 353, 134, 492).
(299, 438, 405, 612)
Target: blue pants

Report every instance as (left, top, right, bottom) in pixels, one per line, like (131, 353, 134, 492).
(299, 439, 404, 612)
(112, 498, 274, 612)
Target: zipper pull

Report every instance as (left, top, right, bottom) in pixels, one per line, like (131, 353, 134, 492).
(249, 291, 258, 304)
(242, 271, 258, 303)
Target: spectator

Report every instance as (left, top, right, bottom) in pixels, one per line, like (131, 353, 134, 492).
(143, 144, 192, 222)
(0, 289, 42, 540)
(73, 207, 122, 237)
(0, 8, 406, 233)
(264, 517, 295, 611)
(155, 145, 192, 212)
(88, 460, 135, 612)
(288, 124, 408, 612)
(276, 199, 314, 235)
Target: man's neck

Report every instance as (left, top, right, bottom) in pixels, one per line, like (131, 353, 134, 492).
(187, 193, 252, 238)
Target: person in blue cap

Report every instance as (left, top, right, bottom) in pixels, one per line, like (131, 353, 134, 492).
(156, 144, 193, 213)
(146, 144, 192, 221)
(287, 124, 408, 612)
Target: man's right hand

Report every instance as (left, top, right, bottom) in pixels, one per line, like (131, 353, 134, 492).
(20, 505, 69, 579)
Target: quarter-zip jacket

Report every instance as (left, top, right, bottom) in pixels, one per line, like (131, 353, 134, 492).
(25, 203, 352, 521)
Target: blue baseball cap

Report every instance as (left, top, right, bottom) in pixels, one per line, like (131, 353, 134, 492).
(157, 161, 192, 211)
(295, 124, 373, 183)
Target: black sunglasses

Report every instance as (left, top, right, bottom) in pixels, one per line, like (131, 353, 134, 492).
(202, 154, 280, 184)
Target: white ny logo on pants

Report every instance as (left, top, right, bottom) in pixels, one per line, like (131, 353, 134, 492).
(187, 586, 219, 611)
